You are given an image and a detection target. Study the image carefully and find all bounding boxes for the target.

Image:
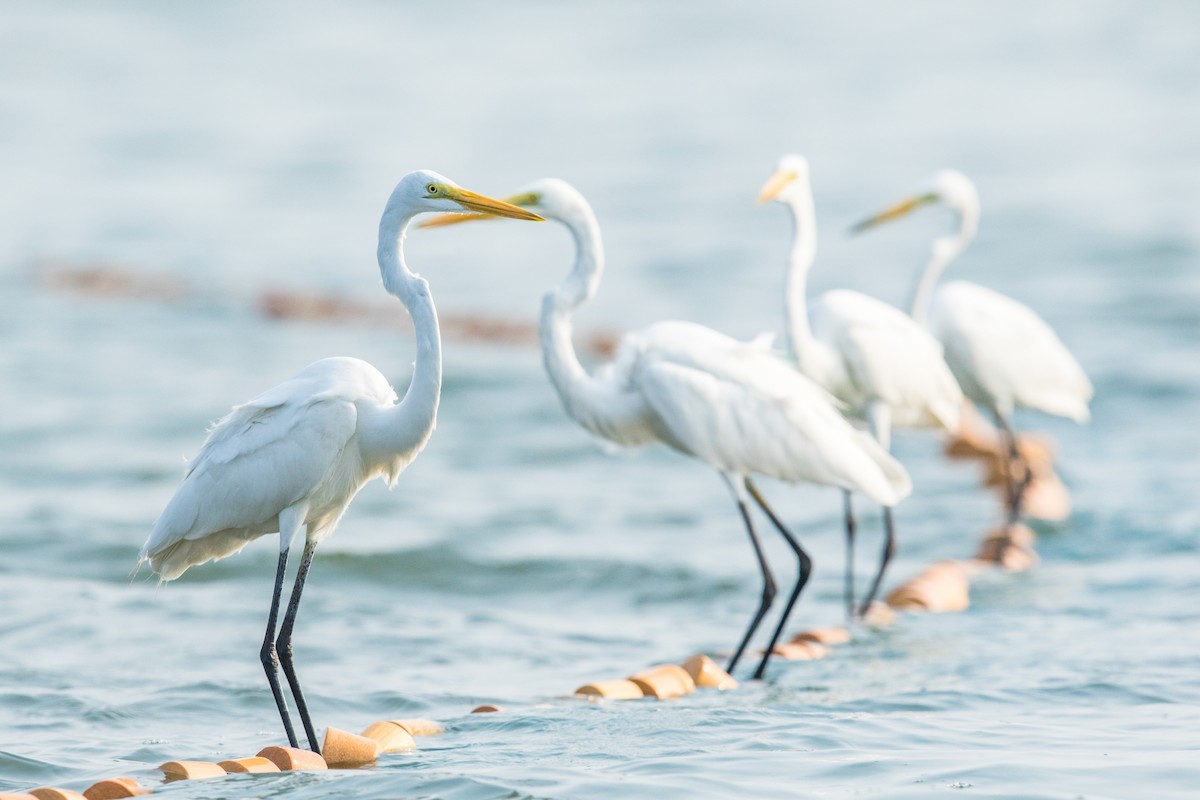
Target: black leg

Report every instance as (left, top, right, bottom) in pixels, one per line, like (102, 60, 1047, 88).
(856, 506, 896, 616)
(745, 479, 813, 680)
(725, 496, 777, 676)
(993, 412, 1032, 532)
(855, 401, 896, 617)
(995, 415, 1018, 517)
(261, 549, 300, 748)
(277, 539, 321, 753)
(995, 415, 1032, 526)
(842, 490, 857, 623)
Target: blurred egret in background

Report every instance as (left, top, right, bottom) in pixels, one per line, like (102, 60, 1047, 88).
(758, 154, 962, 618)
(138, 171, 542, 751)
(851, 169, 1092, 524)
(424, 178, 911, 678)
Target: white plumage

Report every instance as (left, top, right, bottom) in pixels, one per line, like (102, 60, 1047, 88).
(853, 168, 1092, 523)
(807, 289, 963, 432)
(138, 170, 542, 752)
(600, 319, 910, 506)
(759, 154, 963, 615)
(856, 169, 1092, 429)
(929, 280, 1091, 424)
(142, 357, 402, 580)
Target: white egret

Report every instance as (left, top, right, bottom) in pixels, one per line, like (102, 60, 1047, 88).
(138, 171, 542, 752)
(423, 178, 911, 678)
(851, 169, 1092, 524)
(758, 155, 963, 617)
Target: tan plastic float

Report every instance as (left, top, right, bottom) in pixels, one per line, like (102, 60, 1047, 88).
(391, 719, 444, 736)
(159, 760, 226, 781)
(256, 745, 328, 771)
(791, 627, 852, 646)
(945, 405, 1069, 520)
(999, 436, 1055, 477)
(470, 705, 502, 713)
(360, 721, 417, 753)
(980, 438, 1070, 521)
(886, 561, 971, 612)
(30, 790, 89, 800)
(861, 601, 896, 626)
(945, 403, 1056, 468)
(997, 545, 1039, 572)
(1020, 472, 1071, 521)
(680, 654, 738, 690)
(320, 727, 380, 768)
(217, 757, 280, 774)
(770, 639, 828, 661)
(80, 778, 149, 799)
(0, 793, 40, 800)
(976, 523, 1040, 571)
(628, 664, 696, 699)
(983, 449, 1041, 488)
(574, 679, 645, 700)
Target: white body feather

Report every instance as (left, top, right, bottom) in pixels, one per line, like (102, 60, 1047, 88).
(807, 289, 963, 431)
(140, 357, 412, 580)
(929, 280, 1092, 422)
(609, 320, 911, 504)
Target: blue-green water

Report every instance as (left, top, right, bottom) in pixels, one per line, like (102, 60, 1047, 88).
(2, 2, 1199, 798)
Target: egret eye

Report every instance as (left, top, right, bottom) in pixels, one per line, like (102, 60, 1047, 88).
(427, 184, 438, 195)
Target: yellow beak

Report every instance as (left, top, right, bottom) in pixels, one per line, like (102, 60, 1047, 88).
(849, 192, 938, 234)
(435, 186, 543, 224)
(419, 210, 492, 229)
(757, 169, 798, 204)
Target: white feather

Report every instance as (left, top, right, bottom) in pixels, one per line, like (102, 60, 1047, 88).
(930, 281, 1092, 422)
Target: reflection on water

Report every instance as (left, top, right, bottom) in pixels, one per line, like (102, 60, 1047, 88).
(2, 2, 1199, 798)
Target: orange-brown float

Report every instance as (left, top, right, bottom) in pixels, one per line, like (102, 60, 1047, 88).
(256, 746, 328, 771)
(628, 664, 696, 699)
(360, 721, 417, 753)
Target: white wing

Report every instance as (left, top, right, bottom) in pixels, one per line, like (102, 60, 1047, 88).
(631, 321, 912, 506)
(141, 358, 395, 579)
(930, 281, 1092, 422)
(810, 289, 963, 431)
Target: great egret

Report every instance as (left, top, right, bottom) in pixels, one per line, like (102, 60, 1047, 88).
(851, 169, 1092, 524)
(758, 155, 963, 618)
(138, 171, 542, 752)
(423, 178, 911, 679)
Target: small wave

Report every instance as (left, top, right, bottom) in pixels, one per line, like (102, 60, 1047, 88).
(316, 545, 738, 604)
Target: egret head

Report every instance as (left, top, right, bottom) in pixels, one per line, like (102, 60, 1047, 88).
(386, 170, 545, 221)
(929, 169, 979, 217)
(757, 153, 812, 204)
(849, 168, 978, 235)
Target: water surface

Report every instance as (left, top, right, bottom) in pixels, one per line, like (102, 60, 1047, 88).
(1, 2, 1198, 798)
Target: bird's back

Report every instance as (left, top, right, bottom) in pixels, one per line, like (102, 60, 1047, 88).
(141, 357, 398, 580)
(930, 281, 1092, 422)
(810, 289, 963, 431)
(626, 321, 912, 506)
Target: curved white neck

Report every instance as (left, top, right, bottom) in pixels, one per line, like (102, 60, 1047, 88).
(538, 202, 612, 425)
(781, 187, 819, 371)
(910, 200, 979, 325)
(361, 205, 441, 465)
